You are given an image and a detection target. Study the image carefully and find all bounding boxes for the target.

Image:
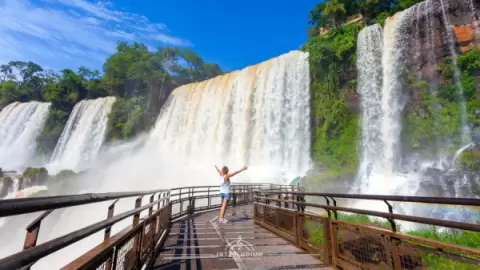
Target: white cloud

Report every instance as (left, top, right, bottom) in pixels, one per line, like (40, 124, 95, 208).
(151, 33, 192, 47)
(0, 0, 191, 71)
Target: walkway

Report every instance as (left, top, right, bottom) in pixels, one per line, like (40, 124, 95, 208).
(153, 204, 332, 269)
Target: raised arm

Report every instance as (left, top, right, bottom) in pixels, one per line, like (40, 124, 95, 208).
(227, 166, 248, 179)
(215, 165, 222, 175)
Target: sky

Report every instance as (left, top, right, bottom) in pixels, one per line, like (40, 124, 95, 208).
(0, 0, 319, 73)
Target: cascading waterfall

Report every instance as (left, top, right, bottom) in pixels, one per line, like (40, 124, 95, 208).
(150, 50, 311, 181)
(0, 102, 51, 170)
(356, 10, 415, 198)
(355, 24, 384, 190)
(48, 97, 116, 173)
(439, 0, 471, 145)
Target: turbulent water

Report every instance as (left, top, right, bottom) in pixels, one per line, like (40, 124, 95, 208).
(356, 11, 415, 198)
(151, 50, 311, 181)
(48, 97, 116, 173)
(0, 102, 51, 170)
(356, 24, 384, 189)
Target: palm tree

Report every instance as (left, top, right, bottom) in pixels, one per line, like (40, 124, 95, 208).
(322, 0, 346, 28)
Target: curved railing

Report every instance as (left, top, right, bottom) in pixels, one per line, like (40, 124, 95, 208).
(0, 183, 297, 270)
(253, 190, 480, 269)
(1, 185, 478, 270)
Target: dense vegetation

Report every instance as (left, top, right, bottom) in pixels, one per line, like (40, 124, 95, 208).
(0, 43, 222, 157)
(302, 0, 480, 180)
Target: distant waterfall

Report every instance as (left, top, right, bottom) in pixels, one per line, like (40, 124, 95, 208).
(150, 51, 311, 180)
(49, 97, 116, 172)
(0, 102, 51, 170)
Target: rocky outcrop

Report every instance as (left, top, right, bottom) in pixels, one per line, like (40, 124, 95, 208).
(0, 177, 14, 198)
(344, 90, 361, 113)
(22, 167, 49, 187)
(453, 21, 480, 53)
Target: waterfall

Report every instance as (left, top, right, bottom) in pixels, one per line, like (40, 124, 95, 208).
(439, 0, 471, 145)
(150, 50, 311, 181)
(356, 24, 384, 189)
(48, 97, 116, 172)
(0, 102, 51, 170)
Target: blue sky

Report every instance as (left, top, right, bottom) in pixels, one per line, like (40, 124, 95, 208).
(0, 0, 319, 72)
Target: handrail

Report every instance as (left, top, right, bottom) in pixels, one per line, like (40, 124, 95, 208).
(0, 183, 293, 270)
(0, 197, 169, 269)
(252, 189, 480, 269)
(0, 183, 274, 218)
(254, 197, 480, 231)
(0, 189, 167, 217)
(257, 191, 480, 206)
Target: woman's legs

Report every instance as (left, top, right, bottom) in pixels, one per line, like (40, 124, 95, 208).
(219, 199, 228, 219)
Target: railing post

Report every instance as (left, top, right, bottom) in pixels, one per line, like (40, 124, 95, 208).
(22, 210, 53, 270)
(232, 193, 237, 207)
(148, 194, 154, 216)
(179, 188, 183, 214)
(207, 187, 211, 208)
(104, 199, 119, 270)
(132, 196, 143, 268)
(105, 199, 119, 240)
(295, 212, 301, 247)
(322, 218, 332, 265)
(157, 193, 162, 210)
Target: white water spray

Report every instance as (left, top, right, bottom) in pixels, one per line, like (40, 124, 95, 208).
(0, 102, 51, 170)
(48, 97, 116, 173)
(151, 50, 311, 181)
(356, 24, 384, 189)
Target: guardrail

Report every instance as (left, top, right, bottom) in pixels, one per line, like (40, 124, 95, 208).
(253, 191, 480, 270)
(0, 183, 298, 270)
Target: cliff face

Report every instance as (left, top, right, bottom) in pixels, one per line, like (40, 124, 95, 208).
(453, 22, 480, 53)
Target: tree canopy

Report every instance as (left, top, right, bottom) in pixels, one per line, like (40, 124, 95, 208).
(0, 42, 223, 156)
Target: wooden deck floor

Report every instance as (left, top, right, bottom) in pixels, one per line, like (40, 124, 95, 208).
(152, 204, 332, 270)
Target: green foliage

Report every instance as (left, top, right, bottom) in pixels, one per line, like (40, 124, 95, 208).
(407, 228, 480, 269)
(36, 108, 70, 157)
(402, 49, 480, 155)
(0, 42, 222, 158)
(459, 150, 480, 171)
(302, 20, 362, 177)
(107, 97, 151, 141)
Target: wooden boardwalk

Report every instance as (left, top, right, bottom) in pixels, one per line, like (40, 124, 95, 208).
(152, 204, 332, 270)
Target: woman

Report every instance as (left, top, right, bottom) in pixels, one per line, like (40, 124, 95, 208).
(215, 165, 248, 223)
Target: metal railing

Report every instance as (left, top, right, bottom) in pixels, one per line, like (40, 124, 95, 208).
(0, 183, 298, 270)
(253, 190, 480, 270)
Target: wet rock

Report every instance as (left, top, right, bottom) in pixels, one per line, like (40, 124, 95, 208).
(22, 167, 49, 186)
(0, 176, 14, 198)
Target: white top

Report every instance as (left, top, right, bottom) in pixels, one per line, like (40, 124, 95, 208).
(220, 175, 230, 194)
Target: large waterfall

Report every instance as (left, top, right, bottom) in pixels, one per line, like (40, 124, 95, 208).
(356, 10, 415, 197)
(0, 102, 51, 170)
(150, 50, 311, 181)
(355, 0, 478, 219)
(48, 97, 116, 172)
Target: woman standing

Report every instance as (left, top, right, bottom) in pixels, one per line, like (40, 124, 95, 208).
(215, 165, 248, 223)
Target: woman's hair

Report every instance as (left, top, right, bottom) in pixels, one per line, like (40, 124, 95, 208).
(221, 166, 229, 174)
